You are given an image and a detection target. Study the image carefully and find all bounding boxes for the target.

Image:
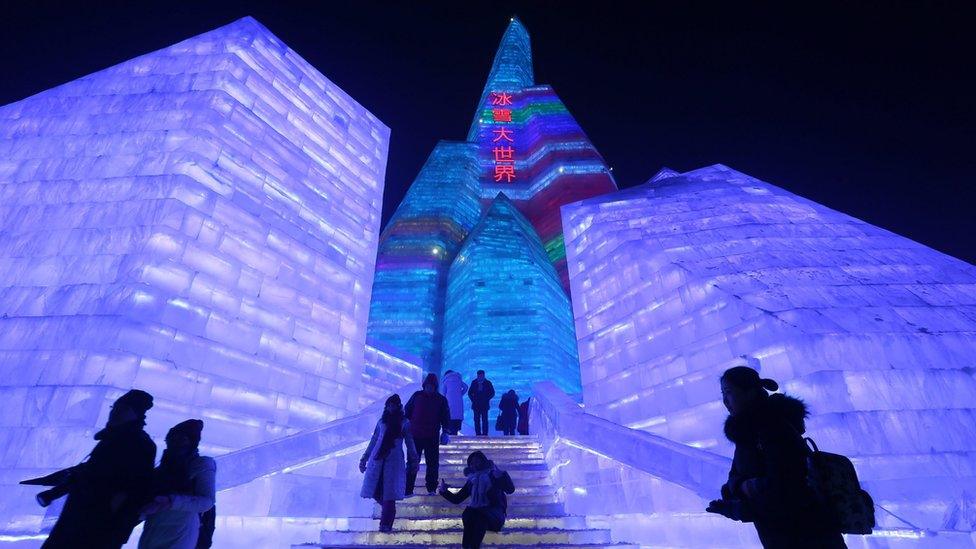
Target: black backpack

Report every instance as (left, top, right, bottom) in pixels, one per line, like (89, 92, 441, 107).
(802, 437, 875, 535)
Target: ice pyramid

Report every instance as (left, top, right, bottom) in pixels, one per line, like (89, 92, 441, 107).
(443, 194, 581, 400)
(0, 16, 389, 534)
(562, 164, 976, 534)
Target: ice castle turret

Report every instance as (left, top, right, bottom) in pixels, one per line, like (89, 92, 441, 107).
(443, 194, 581, 399)
(562, 164, 976, 534)
(0, 17, 389, 534)
(365, 142, 481, 371)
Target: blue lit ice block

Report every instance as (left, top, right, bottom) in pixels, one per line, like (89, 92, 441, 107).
(443, 194, 581, 404)
(562, 164, 976, 533)
(0, 16, 388, 535)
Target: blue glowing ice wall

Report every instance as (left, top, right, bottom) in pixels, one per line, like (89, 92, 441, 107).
(0, 17, 389, 536)
(443, 194, 581, 401)
(366, 142, 481, 372)
(563, 164, 976, 536)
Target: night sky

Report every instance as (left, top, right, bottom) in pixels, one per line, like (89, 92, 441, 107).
(2, 1, 973, 263)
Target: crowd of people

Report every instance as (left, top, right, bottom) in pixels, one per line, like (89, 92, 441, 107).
(360, 369, 523, 548)
(27, 365, 850, 549)
(362, 366, 850, 549)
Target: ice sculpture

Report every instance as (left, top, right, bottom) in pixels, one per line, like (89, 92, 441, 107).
(365, 142, 481, 371)
(443, 195, 581, 399)
(562, 164, 976, 534)
(0, 16, 388, 535)
(366, 18, 615, 380)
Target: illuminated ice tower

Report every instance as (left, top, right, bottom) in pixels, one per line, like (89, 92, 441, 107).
(367, 19, 616, 396)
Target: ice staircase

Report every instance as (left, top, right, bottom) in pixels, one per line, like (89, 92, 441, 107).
(294, 435, 637, 548)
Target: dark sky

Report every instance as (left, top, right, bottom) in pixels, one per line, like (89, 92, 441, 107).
(2, 1, 974, 263)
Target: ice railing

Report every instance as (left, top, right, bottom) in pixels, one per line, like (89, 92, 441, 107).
(214, 382, 416, 491)
(530, 380, 729, 499)
(531, 381, 937, 542)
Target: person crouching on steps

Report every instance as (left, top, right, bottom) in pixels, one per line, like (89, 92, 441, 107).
(438, 450, 515, 549)
(360, 394, 418, 532)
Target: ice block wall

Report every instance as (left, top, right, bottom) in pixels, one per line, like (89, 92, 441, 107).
(562, 164, 976, 532)
(0, 16, 389, 534)
(359, 341, 423, 408)
(443, 195, 581, 402)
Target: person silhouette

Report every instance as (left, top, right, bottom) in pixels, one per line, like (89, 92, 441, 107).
(497, 390, 519, 436)
(706, 366, 846, 548)
(138, 419, 216, 549)
(438, 451, 515, 549)
(40, 389, 157, 548)
(467, 371, 495, 437)
(359, 394, 419, 532)
(441, 370, 468, 435)
(404, 374, 451, 495)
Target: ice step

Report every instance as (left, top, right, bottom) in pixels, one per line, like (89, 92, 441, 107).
(393, 492, 558, 506)
(338, 515, 588, 530)
(320, 527, 613, 545)
(414, 473, 552, 487)
(412, 481, 556, 494)
(414, 467, 550, 481)
(379, 501, 566, 518)
(418, 457, 546, 466)
(420, 459, 549, 468)
(440, 450, 545, 464)
(291, 542, 640, 549)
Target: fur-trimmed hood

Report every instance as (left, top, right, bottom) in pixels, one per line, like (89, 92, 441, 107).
(724, 393, 808, 444)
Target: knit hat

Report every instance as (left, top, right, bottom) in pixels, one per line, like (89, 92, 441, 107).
(167, 419, 204, 446)
(114, 389, 154, 415)
(423, 373, 438, 390)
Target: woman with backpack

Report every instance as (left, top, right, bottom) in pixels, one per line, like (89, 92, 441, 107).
(706, 366, 846, 548)
(438, 450, 515, 548)
(359, 394, 419, 532)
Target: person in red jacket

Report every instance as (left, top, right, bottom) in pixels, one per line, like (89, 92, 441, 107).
(404, 373, 450, 495)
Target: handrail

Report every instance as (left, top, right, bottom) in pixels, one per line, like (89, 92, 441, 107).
(529, 381, 730, 500)
(214, 382, 417, 491)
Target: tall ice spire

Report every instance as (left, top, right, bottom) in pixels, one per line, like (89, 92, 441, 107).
(468, 17, 534, 139)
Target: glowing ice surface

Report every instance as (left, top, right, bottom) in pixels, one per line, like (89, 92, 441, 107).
(443, 195, 581, 400)
(0, 16, 388, 538)
(562, 164, 976, 537)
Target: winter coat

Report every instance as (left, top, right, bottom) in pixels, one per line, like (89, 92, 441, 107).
(723, 394, 846, 549)
(517, 399, 530, 435)
(497, 393, 519, 431)
(404, 391, 451, 439)
(360, 418, 419, 501)
(43, 421, 157, 549)
(139, 455, 217, 549)
(441, 463, 515, 529)
(467, 378, 496, 412)
(441, 372, 469, 420)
